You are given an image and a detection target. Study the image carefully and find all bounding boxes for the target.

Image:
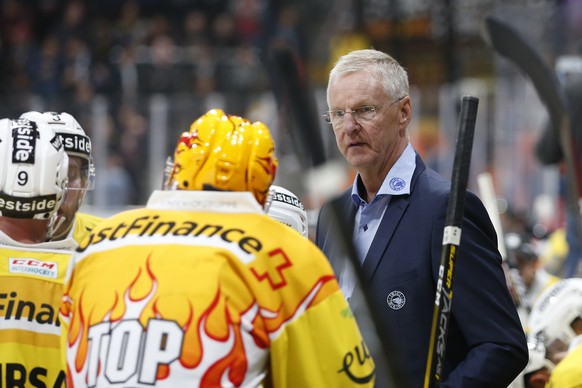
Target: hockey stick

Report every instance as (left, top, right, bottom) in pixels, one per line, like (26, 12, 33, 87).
(477, 173, 507, 260)
(262, 47, 326, 169)
(481, 15, 582, 260)
(263, 46, 407, 387)
(477, 172, 528, 317)
(424, 96, 479, 388)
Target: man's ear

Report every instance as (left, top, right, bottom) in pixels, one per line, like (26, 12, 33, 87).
(399, 96, 412, 126)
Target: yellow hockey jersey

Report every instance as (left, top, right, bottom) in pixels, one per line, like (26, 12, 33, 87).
(546, 341, 582, 388)
(61, 190, 375, 387)
(69, 212, 104, 246)
(0, 232, 73, 388)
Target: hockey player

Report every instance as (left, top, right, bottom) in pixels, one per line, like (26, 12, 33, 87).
(60, 109, 375, 387)
(505, 233, 560, 319)
(20, 111, 101, 246)
(547, 331, 582, 387)
(0, 117, 71, 387)
(523, 278, 582, 387)
(266, 184, 309, 237)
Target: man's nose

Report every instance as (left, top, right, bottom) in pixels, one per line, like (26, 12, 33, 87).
(341, 112, 360, 133)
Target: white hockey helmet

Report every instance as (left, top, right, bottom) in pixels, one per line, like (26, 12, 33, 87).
(266, 185, 308, 237)
(524, 337, 555, 375)
(509, 338, 555, 388)
(20, 111, 95, 190)
(527, 278, 582, 347)
(0, 118, 69, 227)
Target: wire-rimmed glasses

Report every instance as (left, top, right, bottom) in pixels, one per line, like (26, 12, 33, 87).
(323, 96, 406, 128)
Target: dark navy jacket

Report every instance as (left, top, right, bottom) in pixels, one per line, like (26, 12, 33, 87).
(315, 155, 528, 387)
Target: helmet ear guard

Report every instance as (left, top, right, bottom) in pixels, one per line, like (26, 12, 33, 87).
(0, 118, 69, 237)
(164, 109, 278, 205)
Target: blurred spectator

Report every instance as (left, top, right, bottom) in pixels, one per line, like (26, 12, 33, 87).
(114, 0, 149, 46)
(506, 233, 560, 317)
(327, 12, 371, 73)
(216, 44, 265, 114)
(61, 35, 92, 99)
(117, 105, 148, 203)
(190, 43, 217, 96)
(103, 153, 135, 207)
(270, 4, 307, 60)
(111, 44, 139, 103)
(230, 0, 266, 45)
(181, 10, 210, 47)
(211, 12, 239, 48)
(140, 34, 182, 94)
(26, 34, 63, 103)
(52, 0, 89, 44)
(0, 0, 34, 49)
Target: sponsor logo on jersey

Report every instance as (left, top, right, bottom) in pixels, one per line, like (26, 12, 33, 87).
(11, 119, 39, 164)
(0, 291, 60, 327)
(338, 340, 375, 384)
(273, 192, 304, 210)
(9, 258, 58, 279)
(0, 193, 58, 218)
(59, 132, 91, 157)
(82, 319, 184, 386)
(0, 363, 65, 388)
(78, 214, 263, 255)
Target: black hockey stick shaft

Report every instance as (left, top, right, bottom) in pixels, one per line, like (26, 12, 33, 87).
(266, 47, 326, 169)
(263, 45, 407, 387)
(481, 15, 582, 258)
(424, 96, 479, 388)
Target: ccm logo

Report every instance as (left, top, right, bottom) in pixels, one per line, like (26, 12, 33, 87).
(9, 258, 57, 269)
(9, 258, 58, 279)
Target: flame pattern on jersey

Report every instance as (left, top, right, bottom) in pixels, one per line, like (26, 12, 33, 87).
(60, 191, 375, 387)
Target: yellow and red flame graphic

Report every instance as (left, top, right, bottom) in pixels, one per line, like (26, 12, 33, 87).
(61, 241, 338, 387)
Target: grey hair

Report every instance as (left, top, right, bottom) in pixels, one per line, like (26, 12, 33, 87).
(327, 49, 409, 105)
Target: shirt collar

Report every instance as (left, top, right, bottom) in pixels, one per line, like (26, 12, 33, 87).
(351, 143, 416, 206)
(146, 190, 265, 214)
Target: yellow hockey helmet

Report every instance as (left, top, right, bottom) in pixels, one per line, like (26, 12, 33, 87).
(165, 109, 278, 205)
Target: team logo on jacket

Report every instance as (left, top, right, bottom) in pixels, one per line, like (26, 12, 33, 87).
(386, 290, 406, 310)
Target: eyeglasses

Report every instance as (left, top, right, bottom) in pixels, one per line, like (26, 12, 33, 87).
(323, 97, 406, 127)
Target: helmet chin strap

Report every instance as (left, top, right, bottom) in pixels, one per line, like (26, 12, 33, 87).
(47, 215, 68, 241)
(263, 187, 275, 213)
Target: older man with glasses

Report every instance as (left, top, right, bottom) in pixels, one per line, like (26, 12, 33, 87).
(315, 48, 528, 387)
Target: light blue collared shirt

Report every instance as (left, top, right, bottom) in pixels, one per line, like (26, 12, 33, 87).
(340, 143, 416, 299)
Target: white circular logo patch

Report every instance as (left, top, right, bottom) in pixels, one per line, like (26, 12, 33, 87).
(389, 177, 406, 191)
(386, 290, 406, 310)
